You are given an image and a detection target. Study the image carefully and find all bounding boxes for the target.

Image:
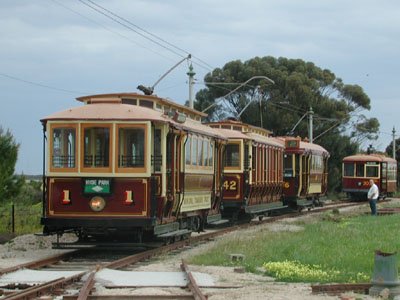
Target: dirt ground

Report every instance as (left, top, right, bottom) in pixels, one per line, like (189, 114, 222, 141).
(1, 200, 397, 299)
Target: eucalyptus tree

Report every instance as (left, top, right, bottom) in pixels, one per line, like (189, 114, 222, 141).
(195, 56, 378, 192)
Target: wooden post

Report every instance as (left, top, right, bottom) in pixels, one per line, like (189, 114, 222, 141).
(11, 203, 15, 234)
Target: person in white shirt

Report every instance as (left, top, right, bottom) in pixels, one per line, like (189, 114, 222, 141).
(367, 179, 379, 216)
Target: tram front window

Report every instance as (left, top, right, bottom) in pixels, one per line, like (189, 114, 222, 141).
(284, 154, 293, 177)
(366, 165, 378, 177)
(344, 163, 354, 177)
(118, 127, 145, 168)
(225, 143, 240, 167)
(84, 127, 110, 168)
(52, 127, 75, 168)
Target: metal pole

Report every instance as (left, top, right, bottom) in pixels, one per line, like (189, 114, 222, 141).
(309, 106, 314, 143)
(187, 63, 196, 109)
(42, 123, 46, 217)
(393, 127, 396, 159)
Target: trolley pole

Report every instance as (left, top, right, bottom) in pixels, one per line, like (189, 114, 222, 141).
(393, 127, 396, 159)
(308, 106, 314, 143)
(187, 63, 196, 109)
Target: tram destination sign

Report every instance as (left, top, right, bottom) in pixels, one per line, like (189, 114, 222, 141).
(83, 178, 112, 195)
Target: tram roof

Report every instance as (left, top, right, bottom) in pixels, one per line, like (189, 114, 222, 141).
(41, 102, 226, 140)
(275, 137, 330, 156)
(75, 92, 207, 118)
(209, 128, 283, 148)
(206, 120, 272, 136)
(343, 153, 396, 163)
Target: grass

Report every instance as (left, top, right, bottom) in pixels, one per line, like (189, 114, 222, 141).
(188, 210, 400, 283)
(0, 202, 42, 236)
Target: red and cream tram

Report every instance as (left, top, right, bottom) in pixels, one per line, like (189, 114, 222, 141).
(206, 120, 285, 221)
(40, 93, 226, 244)
(342, 154, 397, 201)
(277, 137, 329, 209)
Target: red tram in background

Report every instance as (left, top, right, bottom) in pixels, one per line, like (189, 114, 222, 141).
(206, 120, 285, 221)
(342, 154, 397, 201)
(40, 93, 227, 244)
(277, 137, 329, 209)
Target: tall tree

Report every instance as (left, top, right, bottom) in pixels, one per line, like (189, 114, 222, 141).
(195, 56, 376, 193)
(0, 127, 23, 203)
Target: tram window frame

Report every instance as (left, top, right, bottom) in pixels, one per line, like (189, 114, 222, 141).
(284, 154, 294, 177)
(115, 124, 147, 173)
(355, 164, 364, 177)
(185, 135, 213, 170)
(366, 165, 379, 178)
(224, 142, 241, 170)
(343, 163, 354, 177)
(185, 135, 191, 165)
(49, 123, 78, 172)
(81, 123, 113, 173)
(153, 128, 162, 172)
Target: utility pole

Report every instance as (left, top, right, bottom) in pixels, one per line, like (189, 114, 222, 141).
(393, 126, 396, 159)
(187, 63, 195, 109)
(308, 106, 313, 143)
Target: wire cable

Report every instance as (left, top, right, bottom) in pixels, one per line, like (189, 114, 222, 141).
(86, 0, 214, 71)
(0, 72, 88, 95)
(50, 0, 176, 63)
(78, 0, 213, 72)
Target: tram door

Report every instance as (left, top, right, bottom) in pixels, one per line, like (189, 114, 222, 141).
(381, 162, 387, 193)
(301, 155, 310, 195)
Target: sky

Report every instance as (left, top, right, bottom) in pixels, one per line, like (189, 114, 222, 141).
(1, 0, 399, 175)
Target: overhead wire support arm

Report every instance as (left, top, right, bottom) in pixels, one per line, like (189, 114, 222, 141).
(137, 54, 191, 95)
(202, 75, 275, 113)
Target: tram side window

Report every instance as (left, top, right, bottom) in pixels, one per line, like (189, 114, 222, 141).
(192, 136, 198, 165)
(208, 141, 213, 166)
(284, 154, 293, 177)
(198, 139, 203, 166)
(356, 164, 364, 177)
(344, 163, 354, 176)
(154, 129, 162, 172)
(366, 165, 378, 178)
(185, 136, 191, 165)
(52, 127, 76, 168)
(225, 143, 240, 167)
(84, 127, 110, 168)
(118, 127, 145, 168)
(203, 139, 209, 166)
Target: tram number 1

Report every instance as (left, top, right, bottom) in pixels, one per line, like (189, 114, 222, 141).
(223, 180, 237, 191)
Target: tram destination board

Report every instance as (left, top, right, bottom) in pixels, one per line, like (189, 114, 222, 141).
(82, 178, 112, 195)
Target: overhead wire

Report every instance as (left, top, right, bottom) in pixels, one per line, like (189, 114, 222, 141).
(86, 0, 215, 71)
(0, 72, 88, 95)
(50, 0, 176, 63)
(77, 0, 213, 72)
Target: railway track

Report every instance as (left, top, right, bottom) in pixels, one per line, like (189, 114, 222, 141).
(0, 199, 388, 299)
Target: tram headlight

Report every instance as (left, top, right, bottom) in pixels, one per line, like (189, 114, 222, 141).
(357, 182, 362, 187)
(89, 196, 106, 212)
